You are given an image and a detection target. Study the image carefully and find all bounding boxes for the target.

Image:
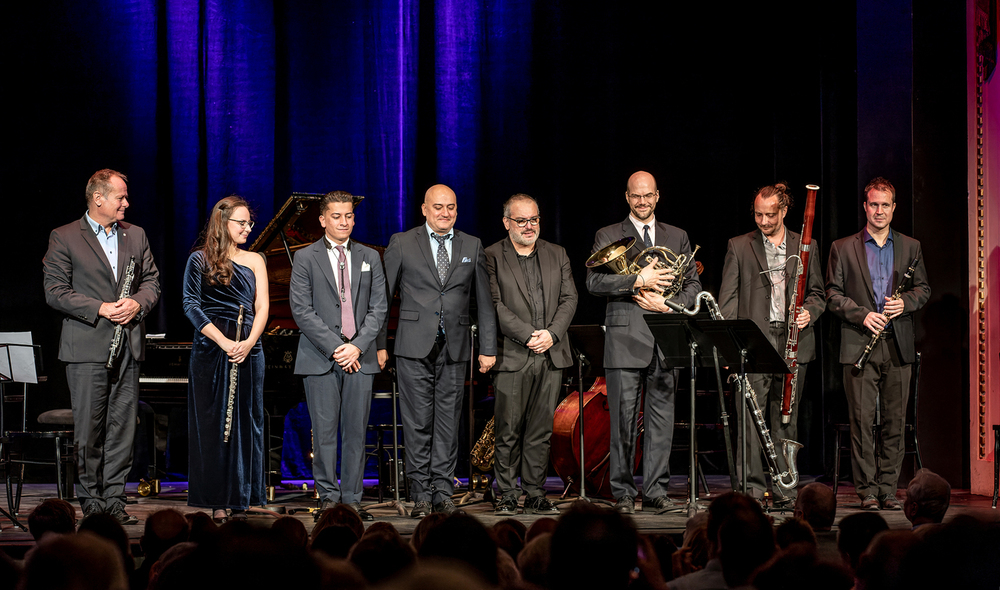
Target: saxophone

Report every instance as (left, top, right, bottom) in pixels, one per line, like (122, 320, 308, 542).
(106, 256, 137, 371)
(471, 416, 495, 471)
(663, 291, 802, 495)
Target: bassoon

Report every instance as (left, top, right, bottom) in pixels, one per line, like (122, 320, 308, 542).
(780, 185, 819, 424)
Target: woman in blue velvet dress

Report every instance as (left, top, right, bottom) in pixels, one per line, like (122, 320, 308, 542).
(182, 196, 269, 522)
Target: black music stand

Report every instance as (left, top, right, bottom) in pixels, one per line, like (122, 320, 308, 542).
(556, 325, 612, 506)
(0, 336, 41, 531)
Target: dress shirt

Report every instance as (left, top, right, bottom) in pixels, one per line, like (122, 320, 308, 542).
(85, 211, 119, 282)
(425, 222, 454, 262)
(628, 214, 656, 246)
(516, 249, 546, 331)
(762, 229, 787, 323)
(323, 237, 353, 296)
(863, 227, 894, 313)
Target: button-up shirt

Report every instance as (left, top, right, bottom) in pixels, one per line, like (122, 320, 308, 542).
(425, 222, 454, 261)
(628, 215, 656, 246)
(762, 229, 787, 323)
(85, 211, 119, 282)
(323, 237, 353, 297)
(864, 227, 894, 313)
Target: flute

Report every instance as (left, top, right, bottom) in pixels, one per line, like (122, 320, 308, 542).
(223, 304, 245, 443)
(853, 258, 919, 370)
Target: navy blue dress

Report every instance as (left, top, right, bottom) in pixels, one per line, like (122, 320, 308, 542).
(182, 251, 266, 509)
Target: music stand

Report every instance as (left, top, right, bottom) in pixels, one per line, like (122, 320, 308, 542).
(555, 325, 612, 506)
(0, 333, 41, 530)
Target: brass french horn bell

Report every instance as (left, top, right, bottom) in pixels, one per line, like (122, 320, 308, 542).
(585, 237, 636, 272)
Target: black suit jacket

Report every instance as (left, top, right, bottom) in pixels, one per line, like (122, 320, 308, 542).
(585, 218, 701, 369)
(825, 228, 930, 364)
(378, 225, 497, 361)
(718, 228, 826, 363)
(484, 237, 578, 371)
(42, 215, 160, 363)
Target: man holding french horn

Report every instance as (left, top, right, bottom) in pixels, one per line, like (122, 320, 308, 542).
(826, 177, 930, 511)
(586, 170, 701, 515)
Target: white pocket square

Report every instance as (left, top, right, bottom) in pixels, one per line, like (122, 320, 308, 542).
(361, 261, 371, 272)
(462, 257, 472, 263)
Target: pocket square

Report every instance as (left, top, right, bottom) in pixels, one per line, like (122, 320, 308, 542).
(361, 261, 371, 272)
(462, 257, 472, 263)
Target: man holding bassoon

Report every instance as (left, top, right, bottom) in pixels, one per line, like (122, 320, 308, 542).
(826, 177, 929, 511)
(718, 182, 825, 505)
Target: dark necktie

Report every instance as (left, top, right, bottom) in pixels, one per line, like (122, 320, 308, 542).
(335, 245, 356, 340)
(643, 225, 652, 249)
(433, 233, 451, 284)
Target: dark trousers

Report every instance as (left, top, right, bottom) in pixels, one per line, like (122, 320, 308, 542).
(605, 349, 676, 501)
(843, 333, 911, 499)
(493, 354, 561, 499)
(304, 365, 374, 505)
(396, 340, 467, 504)
(65, 344, 138, 512)
(736, 322, 805, 499)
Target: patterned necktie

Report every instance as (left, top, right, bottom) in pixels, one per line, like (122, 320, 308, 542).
(335, 245, 356, 340)
(433, 233, 451, 284)
(643, 225, 653, 249)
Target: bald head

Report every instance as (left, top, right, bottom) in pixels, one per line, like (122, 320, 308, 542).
(904, 469, 951, 526)
(625, 171, 659, 222)
(794, 483, 837, 531)
(422, 184, 458, 234)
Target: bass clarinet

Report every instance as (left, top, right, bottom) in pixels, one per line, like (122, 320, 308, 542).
(780, 184, 819, 424)
(106, 256, 137, 371)
(853, 258, 919, 370)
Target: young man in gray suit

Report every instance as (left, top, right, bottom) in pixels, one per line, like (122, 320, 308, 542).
(586, 170, 701, 514)
(42, 169, 160, 525)
(379, 184, 497, 517)
(485, 193, 578, 515)
(827, 177, 929, 511)
(717, 183, 826, 504)
(290, 191, 388, 521)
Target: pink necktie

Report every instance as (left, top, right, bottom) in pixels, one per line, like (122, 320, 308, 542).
(335, 245, 356, 340)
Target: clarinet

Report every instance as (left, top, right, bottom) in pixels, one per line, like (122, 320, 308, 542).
(106, 256, 137, 371)
(223, 304, 245, 443)
(853, 258, 919, 370)
(779, 185, 819, 424)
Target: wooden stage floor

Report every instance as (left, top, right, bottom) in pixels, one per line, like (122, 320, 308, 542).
(2, 475, 997, 557)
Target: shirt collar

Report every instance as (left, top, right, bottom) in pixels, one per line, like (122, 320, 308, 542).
(85, 211, 117, 236)
(863, 227, 893, 245)
(760, 227, 787, 251)
(425, 222, 453, 240)
(323, 236, 351, 251)
(628, 214, 656, 235)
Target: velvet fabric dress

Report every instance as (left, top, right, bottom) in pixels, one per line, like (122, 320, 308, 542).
(182, 251, 266, 509)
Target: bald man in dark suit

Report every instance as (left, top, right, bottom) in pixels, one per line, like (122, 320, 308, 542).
(42, 169, 160, 525)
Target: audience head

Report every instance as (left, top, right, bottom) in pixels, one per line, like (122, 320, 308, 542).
(716, 497, 776, 587)
(549, 503, 639, 590)
(898, 515, 1000, 590)
(904, 468, 951, 526)
(363, 520, 400, 539)
(313, 555, 366, 590)
(313, 504, 365, 541)
(78, 512, 134, 574)
(140, 509, 190, 562)
(348, 527, 416, 584)
(27, 498, 75, 541)
(837, 511, 889, 573)
(19, 530, 127, 590)
(855, 530, 918, 590)
(518, 532, 552, 589)
(386, 561, 493, 590)
(753, 542, 854, 590)
(525, 516, 557, 543)
(681, 512, 711, 568)
(492, 518, 527, 561)
(311, 524, 360, 559)
(185, 526, 319, 588)
(146, 541, 197, 590)
(795, 483, 837, 531)
(184, 511, 218, 544)
(271, 515, 308, 549)
(418, 514, 499, 585)
(410, 511, 447, 552)
(776, 517, 817, 550)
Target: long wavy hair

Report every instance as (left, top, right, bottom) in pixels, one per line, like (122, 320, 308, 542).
(200, 195, 251, 286)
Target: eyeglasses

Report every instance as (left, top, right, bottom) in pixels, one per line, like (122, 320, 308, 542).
(626, 191, 658, 202)
(229, 218, 255, 231)
(506, 216, 540, 228)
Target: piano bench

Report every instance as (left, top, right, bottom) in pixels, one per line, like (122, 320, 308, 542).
(38, 409, 74, 426)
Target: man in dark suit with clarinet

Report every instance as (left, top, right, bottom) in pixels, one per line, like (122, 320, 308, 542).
(485, 193, 578, 515)
(826, 177, 930, 511)
(718, 182, 826, 504)
(42, 169, 160, 525)
(291, 191, 387, 521)
(379, 184, 497, 517)
(586, 170, 701, 514)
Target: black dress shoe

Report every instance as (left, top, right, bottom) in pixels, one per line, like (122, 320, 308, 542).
(879, 494, 902, 510)
(314, 500, 336, 522)
(861, 494, 880, 511)
(494, 495, 518, 515)
(411, 500, 432, 518)
(229, 509, 249, 522)
(614, 496, 635, 514)
(641, 495, 672, 513)
(433, 499, 465, 515)
(82, 504, 104, 519)
(108, 505, 139, 526)
(347, 502, 375, 521)
(523, 495, 559, 515)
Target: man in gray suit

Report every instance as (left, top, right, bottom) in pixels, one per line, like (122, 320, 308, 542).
(379, 184, 497, 517)
(827, 177, 929, 511)
(485, 193, 578, 515)
(718, 183, 826, 504)
(586, 170, 701, 514)
(42, 169, 160, 525)
(290, 191, 388, 521)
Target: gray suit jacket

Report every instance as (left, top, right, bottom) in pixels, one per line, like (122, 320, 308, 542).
(485, 237, 578, 371)
(42, 215, 160, 363)
(378, 225, 497, 361)
(586, 218, 701, 369)
(291, 240, 388, 375)
(826, 228, 930, 364)
(717, 228, 826, 363)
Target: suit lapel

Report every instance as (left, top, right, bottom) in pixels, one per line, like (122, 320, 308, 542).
(315, 241, 340, 297)
(751, 231, 772, 288)
(116, 223, 130, 292)
(891, 229, 904, 290)
(443, 231, 463, 286)
(538, 241, 556, 320)
(851, 231, 876, 306)
(415, 226, 441, 285)
(620, 219, 643, 259)
(350, 243, 364, 305)
(79, 216, 115, 287)
(502, 239, 531, 304)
